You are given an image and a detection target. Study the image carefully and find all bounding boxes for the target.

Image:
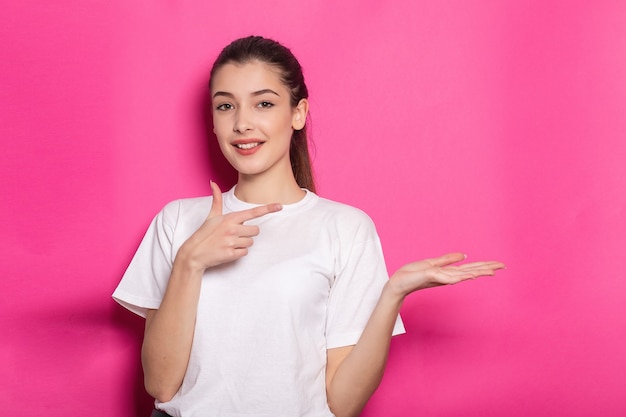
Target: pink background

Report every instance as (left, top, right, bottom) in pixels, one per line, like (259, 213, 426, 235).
(2, 1, 625, 416)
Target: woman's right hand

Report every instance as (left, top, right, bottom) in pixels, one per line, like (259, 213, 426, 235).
(176, 181, 282, 272)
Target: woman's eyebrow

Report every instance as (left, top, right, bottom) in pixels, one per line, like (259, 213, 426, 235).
(212, 91, 234, 99)
(212, 89, 280, 99)
(252, 89, 280, 97)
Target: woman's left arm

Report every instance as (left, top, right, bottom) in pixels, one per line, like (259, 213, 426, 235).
(325, 253, 505, 417)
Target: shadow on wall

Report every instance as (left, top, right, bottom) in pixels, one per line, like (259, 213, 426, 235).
(110, 306, 155, 415)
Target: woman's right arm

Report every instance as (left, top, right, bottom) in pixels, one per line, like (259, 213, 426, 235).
(141, 260, 204, 402)
(141, 182, 282, 402)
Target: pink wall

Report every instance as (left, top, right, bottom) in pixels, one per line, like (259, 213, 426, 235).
(2, 1, 625, 416)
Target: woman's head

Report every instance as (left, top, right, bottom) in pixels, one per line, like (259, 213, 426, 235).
(209, 36, 315, 192)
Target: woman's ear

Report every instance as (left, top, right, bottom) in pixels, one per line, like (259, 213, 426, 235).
(292, 99, 309, 131)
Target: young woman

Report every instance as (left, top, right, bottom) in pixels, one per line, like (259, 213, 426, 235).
(113, 36, 505, 417)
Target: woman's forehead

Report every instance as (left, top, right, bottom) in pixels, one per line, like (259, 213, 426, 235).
(211, 61, 285, 94)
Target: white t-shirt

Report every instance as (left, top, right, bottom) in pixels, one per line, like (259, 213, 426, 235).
(113, 187, 405, 417)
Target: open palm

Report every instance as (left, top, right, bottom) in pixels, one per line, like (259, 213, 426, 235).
(389, 252, 505, 297)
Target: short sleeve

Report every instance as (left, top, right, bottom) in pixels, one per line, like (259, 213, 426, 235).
(112, 201, 178, 318)
(325, 216, 405, 349)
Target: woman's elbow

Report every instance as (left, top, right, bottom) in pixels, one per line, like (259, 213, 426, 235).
(144, 378, 178, 404)
(328, 407, 362, 417)
(327, 397, 364, 417)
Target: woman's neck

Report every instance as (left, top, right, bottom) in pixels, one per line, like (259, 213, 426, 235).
(234, 173, 306, 205)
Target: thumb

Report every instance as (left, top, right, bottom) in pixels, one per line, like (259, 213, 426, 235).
(208, 181, 223, 218)
(427, 252, 466, 267)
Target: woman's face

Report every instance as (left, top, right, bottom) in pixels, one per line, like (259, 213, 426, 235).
(211, 60, 308, 180)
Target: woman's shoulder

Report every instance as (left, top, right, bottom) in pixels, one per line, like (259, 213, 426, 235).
(157, 195, 213, 225)
(161, 195, 212, 212)
(315, 195, 367, 215)
(313, 195, 377, 231)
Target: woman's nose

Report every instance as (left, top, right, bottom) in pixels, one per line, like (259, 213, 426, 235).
(233, 108, 254, 133)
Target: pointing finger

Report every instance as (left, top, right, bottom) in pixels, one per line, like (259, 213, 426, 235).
(230, 202, 283, 224)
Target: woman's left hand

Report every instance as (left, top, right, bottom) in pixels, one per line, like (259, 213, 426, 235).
(388, 252, 505, 299)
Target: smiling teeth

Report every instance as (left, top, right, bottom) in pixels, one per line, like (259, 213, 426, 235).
(236, 143, 260, 149)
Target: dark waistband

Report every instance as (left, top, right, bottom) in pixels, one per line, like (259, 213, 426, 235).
(151, 410, 173, 417)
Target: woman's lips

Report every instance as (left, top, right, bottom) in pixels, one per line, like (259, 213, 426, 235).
(233, 140, 263, 155)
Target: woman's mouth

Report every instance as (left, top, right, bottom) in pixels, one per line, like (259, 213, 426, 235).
(233, 141, 263, 155)
(235, 142, 260, 150)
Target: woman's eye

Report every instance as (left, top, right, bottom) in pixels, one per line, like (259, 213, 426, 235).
(257, 101, 274, 108)
(216, 103, 233, 111)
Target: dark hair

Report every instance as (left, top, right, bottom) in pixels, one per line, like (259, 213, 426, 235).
(209, 36, 315, 192)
